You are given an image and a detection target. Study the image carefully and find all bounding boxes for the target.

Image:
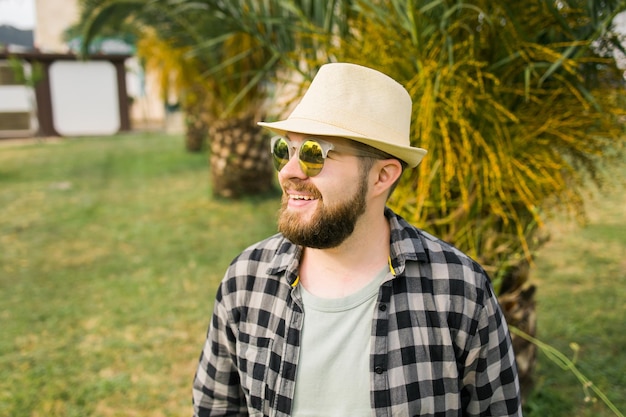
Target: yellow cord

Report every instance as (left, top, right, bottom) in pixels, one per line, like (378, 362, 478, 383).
(388, 255, 396, 276)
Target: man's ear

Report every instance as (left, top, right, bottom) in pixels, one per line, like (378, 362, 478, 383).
(371, 159, 403, 197)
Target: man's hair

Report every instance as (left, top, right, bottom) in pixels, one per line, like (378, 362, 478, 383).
(352, 141, 407, 198)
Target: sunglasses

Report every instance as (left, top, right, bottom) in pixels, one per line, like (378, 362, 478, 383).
(271, 135, 339, 177)
(271, 135, 397, 177)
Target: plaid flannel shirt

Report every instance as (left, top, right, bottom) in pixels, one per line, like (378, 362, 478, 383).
(193, 208, 522, 417)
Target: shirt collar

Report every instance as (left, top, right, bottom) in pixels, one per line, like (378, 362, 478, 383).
(385, 207, 428, 277)
(266, 235, 302, 286)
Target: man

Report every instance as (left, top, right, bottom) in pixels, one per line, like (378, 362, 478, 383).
(193, 63, 522, 417)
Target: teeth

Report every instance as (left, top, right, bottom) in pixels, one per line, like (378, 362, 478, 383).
(291, 194, 315, 200)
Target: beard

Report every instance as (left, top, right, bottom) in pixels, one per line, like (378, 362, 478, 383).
(278, 176, 368, 249)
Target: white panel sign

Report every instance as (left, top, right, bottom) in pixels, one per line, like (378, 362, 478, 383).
(49, 61, 121, 136)
(0, 85, 33, 112)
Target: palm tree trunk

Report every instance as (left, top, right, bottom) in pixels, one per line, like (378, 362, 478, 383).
(184, 109, 207, 152)
(208, 114, 275, 198)
(498, 260, 537, 404)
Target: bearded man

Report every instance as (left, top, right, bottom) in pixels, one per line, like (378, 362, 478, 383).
(193, 63, 522, 417)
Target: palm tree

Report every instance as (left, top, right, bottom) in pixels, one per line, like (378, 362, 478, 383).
(324, 0, 625, 399)
(131, 30, 209, 152)
(167, 0, 355, 197)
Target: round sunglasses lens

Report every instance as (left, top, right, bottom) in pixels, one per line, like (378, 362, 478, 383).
(272, 138, 290, 171)
(299, 140, 324, 176)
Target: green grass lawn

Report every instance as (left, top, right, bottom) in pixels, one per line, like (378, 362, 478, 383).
(0, 133, 624, 417)
(0, 133, 280, 416)
(525, 163, 626, 417)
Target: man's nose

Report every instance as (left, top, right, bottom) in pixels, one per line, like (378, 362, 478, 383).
(278, 147, 307, 179)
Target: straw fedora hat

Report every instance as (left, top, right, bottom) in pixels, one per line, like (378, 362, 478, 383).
(258, 62, 427, 167)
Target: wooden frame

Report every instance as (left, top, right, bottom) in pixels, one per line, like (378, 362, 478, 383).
(0, 51, 131, 137)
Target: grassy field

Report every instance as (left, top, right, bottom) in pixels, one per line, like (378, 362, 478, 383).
(0, 133, 280, 417)
(0, 133, 624, 417)
(525, 158, 626, 417)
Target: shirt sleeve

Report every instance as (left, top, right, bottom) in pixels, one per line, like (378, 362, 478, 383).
(192, 285, 247, 417)
(461, 280, 523, 417)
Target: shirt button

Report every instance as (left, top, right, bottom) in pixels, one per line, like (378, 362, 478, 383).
(375, 366, 384, 374)
(378, 304, 387, 312)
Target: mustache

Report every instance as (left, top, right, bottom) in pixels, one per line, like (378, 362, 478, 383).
(281, 180, 322, 198)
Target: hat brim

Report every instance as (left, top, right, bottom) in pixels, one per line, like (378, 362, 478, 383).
(258, 118, 427, 168)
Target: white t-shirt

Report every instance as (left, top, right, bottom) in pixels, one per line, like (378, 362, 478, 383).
(291, 267, 389, 417)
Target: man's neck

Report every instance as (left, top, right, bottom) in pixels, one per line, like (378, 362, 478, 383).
(298, 211, 391, 298)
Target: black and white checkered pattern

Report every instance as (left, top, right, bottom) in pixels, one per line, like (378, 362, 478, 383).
(193, 208, 522, 416)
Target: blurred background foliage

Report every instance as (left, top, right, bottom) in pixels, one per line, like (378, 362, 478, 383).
(332, 1, 626, 286)
(70, 0, 626, 406)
